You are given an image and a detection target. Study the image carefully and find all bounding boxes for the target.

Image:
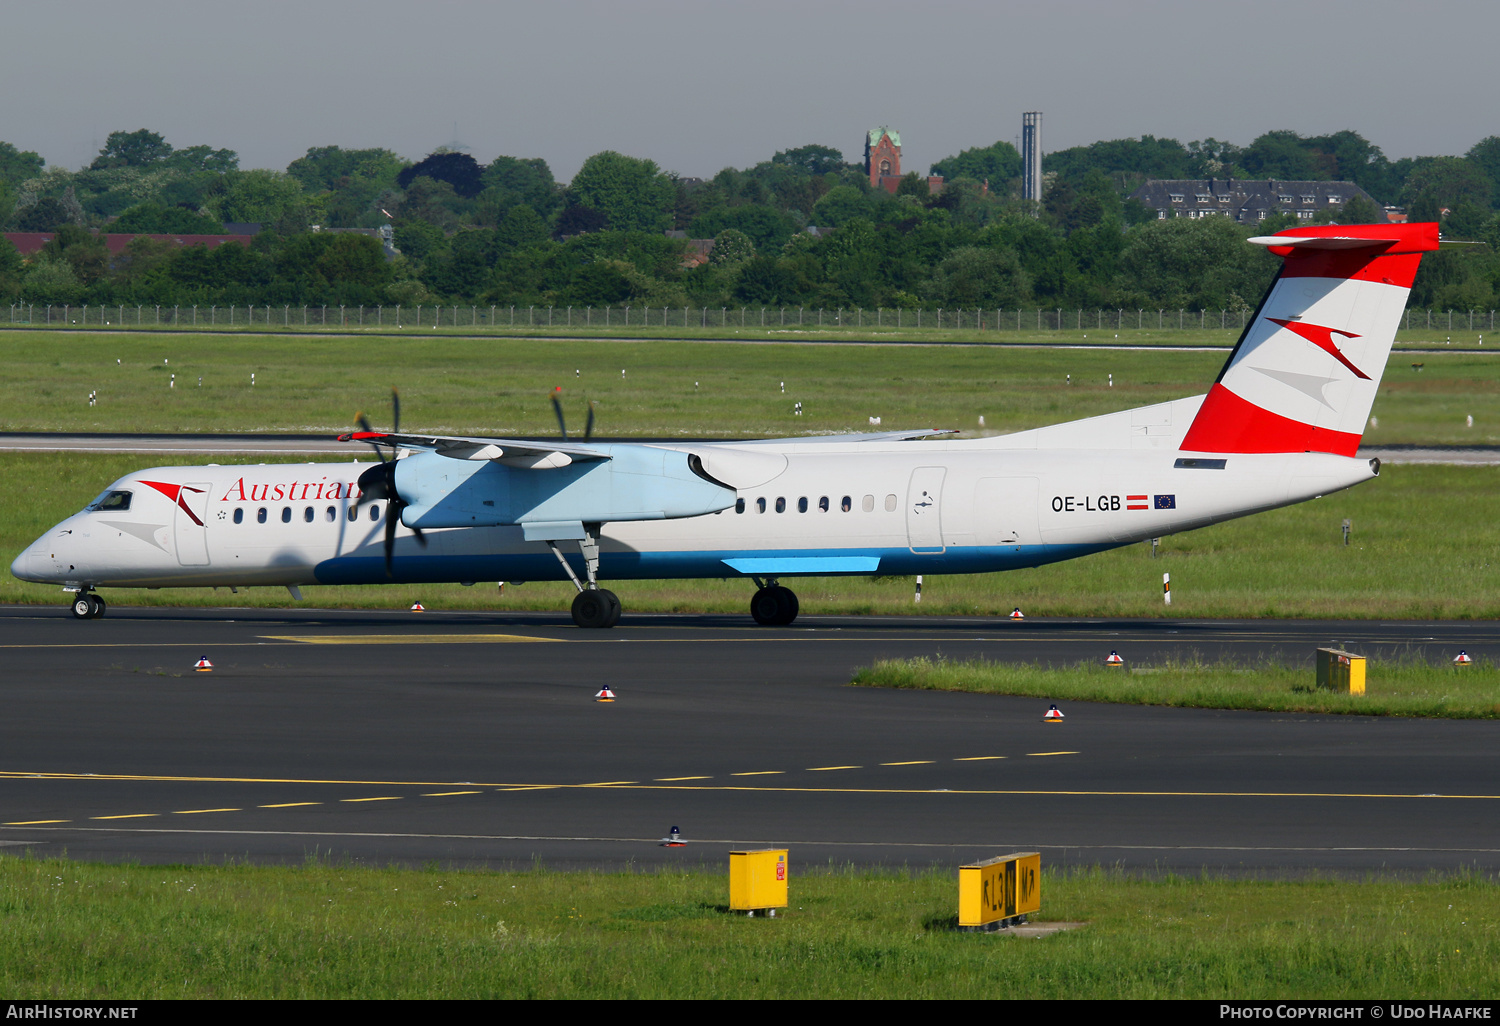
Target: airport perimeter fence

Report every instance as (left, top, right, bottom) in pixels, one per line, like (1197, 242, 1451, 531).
(5, 302, 1498, 335)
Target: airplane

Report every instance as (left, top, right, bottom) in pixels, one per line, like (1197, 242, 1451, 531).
(11, 221, 1450, 627)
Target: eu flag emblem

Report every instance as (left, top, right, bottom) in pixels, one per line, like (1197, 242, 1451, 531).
(1154, 494, 1176, 509)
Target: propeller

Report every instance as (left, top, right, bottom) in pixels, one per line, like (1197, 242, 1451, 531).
(550, 388, 596, 442)
(349, 389, 425, 578)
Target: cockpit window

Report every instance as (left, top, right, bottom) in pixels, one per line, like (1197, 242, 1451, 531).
(85, 490, 132, 513)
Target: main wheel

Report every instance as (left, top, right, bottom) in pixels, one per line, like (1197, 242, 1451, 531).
(571, 589, 616, 629)
(91, 596, 106, 618)
(598, 589, 622, 628)
(750, 586, 798, 626)
(70, 595, 94, 619)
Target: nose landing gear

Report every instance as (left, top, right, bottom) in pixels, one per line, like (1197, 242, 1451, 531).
(69, 592, 106, 619)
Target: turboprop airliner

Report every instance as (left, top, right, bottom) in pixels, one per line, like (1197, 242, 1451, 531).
(12, 222, 1448, 627)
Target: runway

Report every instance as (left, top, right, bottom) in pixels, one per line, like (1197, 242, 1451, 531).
(0, 605, 1495, 875)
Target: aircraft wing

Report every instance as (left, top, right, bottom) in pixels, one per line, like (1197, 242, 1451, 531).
(338, 431, 611, 468)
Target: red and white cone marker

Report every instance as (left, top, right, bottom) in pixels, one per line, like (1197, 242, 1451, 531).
(410, 602, 425, 611)
(1010, 607, 1025, 620)
(595, 687, 616, 702)
(1105, 650, 1125, 667)
(193, 656, 213, 672)
(1454, 650, 1473, 666)
(660, 825, 686, 847)
(1044, 704, 1064, 722)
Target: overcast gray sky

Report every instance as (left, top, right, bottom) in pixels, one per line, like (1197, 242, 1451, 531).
(5, 0, 1495, 181)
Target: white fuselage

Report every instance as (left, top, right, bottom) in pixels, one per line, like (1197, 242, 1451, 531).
(11, 396, 1378, 593)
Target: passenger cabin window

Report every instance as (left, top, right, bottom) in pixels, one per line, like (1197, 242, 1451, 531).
(841, 496, 852, 512)
(885, 494, 897, 512)
(819, 497, 829, 512)
(281, 507, 292, 523)
(756, 497, 767, 513)
(303, 506, 314, 523)
(233, 508, 243, 524)
(735, 498, 745, 514)
(86, 490, 133, 512)
(347, 505, 357, 522)
(257, 507, 267, 524)
(797, 497, 808, 513)
(325, 506, 336, 522)
(861, 495, 874, 512)
(775, 497, 786, 513)
(369, 504, 380, 521)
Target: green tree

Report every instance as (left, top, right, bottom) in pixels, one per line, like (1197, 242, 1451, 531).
(767, 145, 848, 176)
(568, 151, 675, 233)
(14, 197, 75, 231)
(91, 129, 173, 170)
(0, 141, 45, 188)
(1402, 157, 1492, 215)
(709, 228, 755, 266)
(810, 185, 871, 227)
(930, 141, 1023, 187)
(0, 235, 23, 299)
(41, 224, 110, 285)
(1115, 217, 1273, 310)
(287, 146, 406, 192)
(210, 170, 307, 224)
(480, 156, 561, 218)
(495, 205, 549, 252)
(1464, 137, 1500, 209)
(22, 254, 85, 303)
(393, 219, 446, 262)
(111, 202, 225, 234)
(1335, 194, 1384, 225)
(688, 205, 795, 251)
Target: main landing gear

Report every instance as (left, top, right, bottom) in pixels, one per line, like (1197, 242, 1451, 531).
(69, 591, 106, 619)
(750, 578, 799, 626)
(547, 523, 622, 629)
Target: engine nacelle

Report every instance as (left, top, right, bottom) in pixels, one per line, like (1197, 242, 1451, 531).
(395, 445, 737, 528)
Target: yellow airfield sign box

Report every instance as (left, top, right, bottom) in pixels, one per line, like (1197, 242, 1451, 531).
(958, 852, 1040, 928)
(729, 849, 788, 912)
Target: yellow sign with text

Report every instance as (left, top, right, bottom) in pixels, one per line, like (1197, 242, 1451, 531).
(729, 849, 788, 911)
(958, 852, 1041, 927)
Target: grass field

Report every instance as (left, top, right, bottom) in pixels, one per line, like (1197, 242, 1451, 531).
(1, 855, 1495, 999)
(4, 454, 1498, 619)
(1, 329, 1499, 443)
(853, 656, 1500, 719)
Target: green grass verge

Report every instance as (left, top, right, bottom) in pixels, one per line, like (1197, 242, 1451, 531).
(1, 329, 1498, 443)
(4, 455, 1499, 618)
(2, 855, 1495, 998)
(852, 656, 1500, 719)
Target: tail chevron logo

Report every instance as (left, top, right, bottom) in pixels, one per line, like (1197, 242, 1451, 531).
(140, 480, 207, 526)
(1266, 318, 1369, 380)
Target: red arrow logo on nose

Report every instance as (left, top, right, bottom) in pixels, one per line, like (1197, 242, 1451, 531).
(140, 480, 206, 527)
(1268, 318, 1370, 380)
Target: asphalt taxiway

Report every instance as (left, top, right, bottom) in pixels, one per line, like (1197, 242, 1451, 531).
(0, 605, 1495, 875)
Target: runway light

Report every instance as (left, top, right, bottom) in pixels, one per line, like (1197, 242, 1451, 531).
(194, 657, 213, 672)
(409, 602, 425, 611)
(1454, 650, 1473, 666)
(1010, 607, 1024, 620)
(1044, 704, 1064, 722)
(1106, 651, 1124, 667)
(660, 825, 685, 847)
(595, 687, 616, 702)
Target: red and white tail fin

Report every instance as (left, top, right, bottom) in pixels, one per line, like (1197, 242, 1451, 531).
(1180, 222, 1440, 457)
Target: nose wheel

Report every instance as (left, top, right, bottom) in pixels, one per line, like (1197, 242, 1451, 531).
(750, 584, 799, 626)
(69, 593, 106, 619)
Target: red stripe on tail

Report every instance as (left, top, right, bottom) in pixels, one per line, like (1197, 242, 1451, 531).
(1179, 384, 1362, 457)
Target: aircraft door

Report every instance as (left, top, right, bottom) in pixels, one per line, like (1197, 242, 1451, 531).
(173, 483, 212, 566)
(907, 467, 947, 553)
(974, 477, 1040, 547)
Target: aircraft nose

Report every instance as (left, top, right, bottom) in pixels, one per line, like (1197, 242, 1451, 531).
(10, 543, 40, 583)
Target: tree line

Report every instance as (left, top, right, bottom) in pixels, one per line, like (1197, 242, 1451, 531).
(1, 127, 1498, 314)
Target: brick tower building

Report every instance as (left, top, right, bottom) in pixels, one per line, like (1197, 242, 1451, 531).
(865, 127, 901, 193)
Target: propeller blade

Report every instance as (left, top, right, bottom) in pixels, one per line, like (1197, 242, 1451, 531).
(383, 500, 398, 577)
(356, 461, 393, 503)
(584, 401, 596, 442)
(354, 412, 388, 463)
(551, 393, 568, 439)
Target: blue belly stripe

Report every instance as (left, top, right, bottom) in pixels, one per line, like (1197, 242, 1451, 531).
(722, 556, 881, 574)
